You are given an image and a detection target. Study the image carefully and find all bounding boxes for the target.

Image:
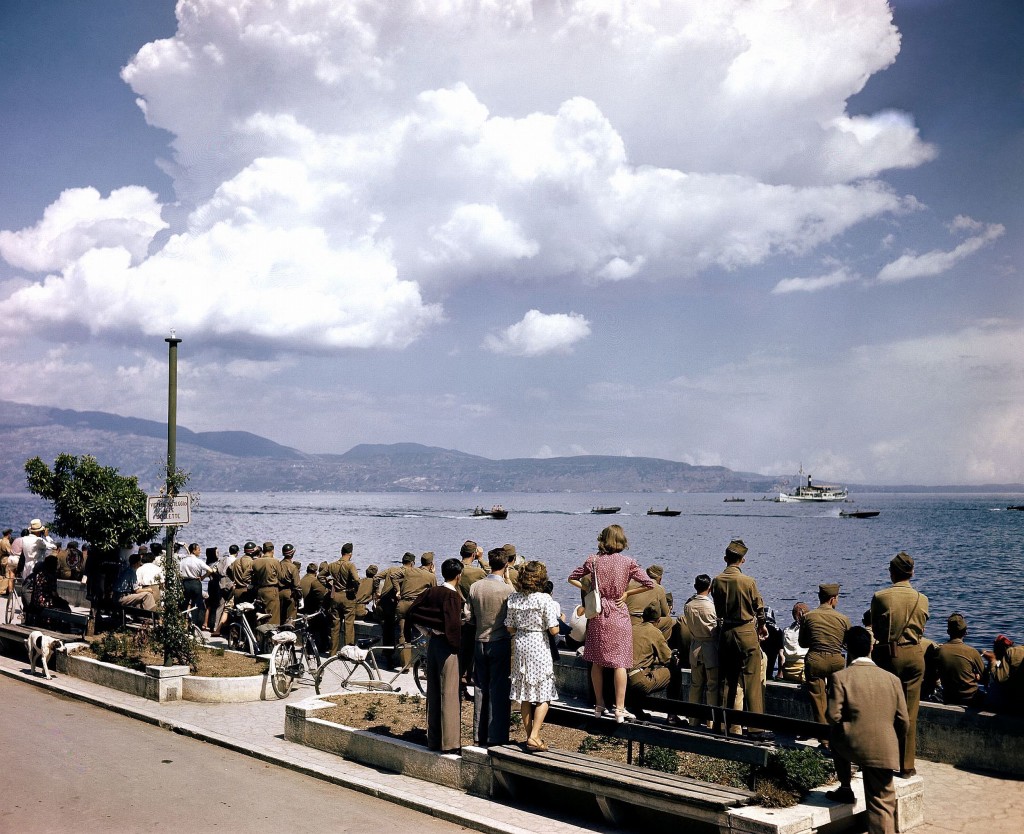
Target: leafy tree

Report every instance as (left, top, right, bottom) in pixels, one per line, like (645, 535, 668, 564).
(24, 454, 153, 551)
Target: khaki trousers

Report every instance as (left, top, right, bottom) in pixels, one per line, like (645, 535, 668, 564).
(804, 650, 845, 724)
(873, 642, 924, 772)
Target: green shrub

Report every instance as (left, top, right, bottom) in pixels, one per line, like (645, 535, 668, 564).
(764, 747, 835, 795)
(364, 699, 384, 721)
(91, 629, 149, 669)
(640, 746, 680, 773)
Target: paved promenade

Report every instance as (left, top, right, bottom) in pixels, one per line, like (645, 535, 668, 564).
(1, 650, 1022, 834)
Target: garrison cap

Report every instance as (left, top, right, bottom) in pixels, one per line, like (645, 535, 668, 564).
(501, 544, 517, 559)
(421, 551, 435, 565)
(460, 540, 478, 560)
(401, 551, 416, 564)
(819, 583, 841, 598)
(890, 551, 914, 574)
(262, 541, 274, 553)
(947, 612, 967, 634)
(646, 565, 664, 582)
(726, 539, 748, 558)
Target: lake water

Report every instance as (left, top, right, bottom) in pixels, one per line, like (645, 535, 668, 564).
(3, 491, 1022, 649)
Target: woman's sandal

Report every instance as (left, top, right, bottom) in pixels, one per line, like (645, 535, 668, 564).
(525, 738, 548, 752)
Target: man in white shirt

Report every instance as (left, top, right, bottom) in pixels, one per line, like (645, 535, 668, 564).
(135, 546, 163, 607)
(778, 602, 810, 682)
(20, 519, 56, 580)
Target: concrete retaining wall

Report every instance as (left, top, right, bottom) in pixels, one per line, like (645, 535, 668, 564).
(554, 653, 1024, 778)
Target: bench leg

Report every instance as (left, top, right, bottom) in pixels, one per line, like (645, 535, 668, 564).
(493, 769, 519, 800)
(595, 795, 623, 826)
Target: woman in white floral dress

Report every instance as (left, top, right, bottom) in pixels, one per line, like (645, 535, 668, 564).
(505, 560, 561, 751)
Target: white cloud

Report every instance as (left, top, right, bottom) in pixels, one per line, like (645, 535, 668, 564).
(876, 220, 1005, 283)
(484, 310, 591, 357)
(0, 0, 946, 355)
(772, 267, 858, 294)
(0, 187, 166, 273)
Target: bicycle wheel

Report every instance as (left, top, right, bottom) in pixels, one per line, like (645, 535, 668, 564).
(412, 657, 428, 696)
(226, 622, 251, 653)
(189, 623, 207, 646)
(270, 643, 297, 698)
(314, 655, 376, 695)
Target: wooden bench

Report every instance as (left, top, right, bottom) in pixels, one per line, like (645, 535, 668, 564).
(544, 703, 774, 788)
(489, 743, 755, 830)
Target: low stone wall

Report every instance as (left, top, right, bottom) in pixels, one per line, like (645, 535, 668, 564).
(57, 650, 270, 703)
(554, 653, 1024, 778)
(57, 651, 189, 702)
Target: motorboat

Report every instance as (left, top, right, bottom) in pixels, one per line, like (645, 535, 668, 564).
(647, 507, 681, 517)
(590, 506, 621, 514)
(723, 497, 745, 503)
(472, 505, 508, 519)
(840, 510, 880, 519)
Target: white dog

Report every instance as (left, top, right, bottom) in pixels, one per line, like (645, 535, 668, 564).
(26, 631, 63, 680)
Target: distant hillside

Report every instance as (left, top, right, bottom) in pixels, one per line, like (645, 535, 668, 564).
(0, 400, 778, 493)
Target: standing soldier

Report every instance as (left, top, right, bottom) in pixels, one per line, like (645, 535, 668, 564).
(711, 539, 768, 736)
(229, 541, 257, 604)
(458, 540, 488, 686)
(278, 543, 301, 624)
(870, 551, 929, 777)
(396, 552, 438, 667)
(800, 583, 851, 728)
(252, 542, 282, 626)
(320, 543, 360, 653)
(299, 563, 329, 649)
(376, 552, 414, 666)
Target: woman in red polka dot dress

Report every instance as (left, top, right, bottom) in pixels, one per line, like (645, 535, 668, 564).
(568, 524, 653, 722)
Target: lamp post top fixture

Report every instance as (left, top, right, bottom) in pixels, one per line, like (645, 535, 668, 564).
(166, 328, 182, 346)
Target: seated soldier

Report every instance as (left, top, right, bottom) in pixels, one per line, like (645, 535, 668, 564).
(932, 612, 985, 707)
(626, 604, 681, 721)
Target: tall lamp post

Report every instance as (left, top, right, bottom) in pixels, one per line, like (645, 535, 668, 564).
(164, 331, 182, 552)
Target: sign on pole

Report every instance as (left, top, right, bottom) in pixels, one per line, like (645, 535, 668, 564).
(147, 494, 191, 526)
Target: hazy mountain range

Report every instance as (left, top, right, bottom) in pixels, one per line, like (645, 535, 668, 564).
(1, 400, 1019, 495)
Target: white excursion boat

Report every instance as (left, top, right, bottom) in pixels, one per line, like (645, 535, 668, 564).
(778, 469, 849, 503)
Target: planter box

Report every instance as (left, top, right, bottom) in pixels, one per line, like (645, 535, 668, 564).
(285, 695, 922, 834)
(285, 695, 492, 796)
(58, 650, 270, 703)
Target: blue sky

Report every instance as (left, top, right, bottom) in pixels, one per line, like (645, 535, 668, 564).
(0, 0, 1021, 485)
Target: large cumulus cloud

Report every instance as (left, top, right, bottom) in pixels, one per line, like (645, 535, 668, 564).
(1, 0, 936, 351)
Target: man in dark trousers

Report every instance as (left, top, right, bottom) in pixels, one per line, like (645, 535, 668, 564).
(406, 557, 464, 754)
(827, 626, 909, 834)
(467, 546, 513, 746)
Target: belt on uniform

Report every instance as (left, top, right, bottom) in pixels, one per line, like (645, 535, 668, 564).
(628, 668, 648, 678)
(896, 640, 918, 647)
(810, 648, 843, 654)
(722, 619, 753, 627)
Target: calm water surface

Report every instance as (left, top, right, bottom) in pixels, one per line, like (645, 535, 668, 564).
(3, 491, 1022, 648)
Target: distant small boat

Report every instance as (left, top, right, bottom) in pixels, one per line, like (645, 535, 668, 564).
(1007, 505, 1024, 511)
(647, 507, 681, 517)
(840, 510, 880, 519)
(723, 497, 745, 503)
(472, 505, 508, 519)
(591, 506, 621, 514)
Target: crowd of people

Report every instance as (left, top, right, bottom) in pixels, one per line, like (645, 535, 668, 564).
(4, 518, 1023, 832)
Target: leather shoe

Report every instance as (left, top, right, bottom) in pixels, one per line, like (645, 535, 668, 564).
(899, 768, 917, 778)
(825, 787, 855, 804)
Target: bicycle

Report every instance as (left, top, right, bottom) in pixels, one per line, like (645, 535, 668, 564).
(224, 601, 273, 655)
(182, 605, 208, 646)
(4, 584, 25, 625)
(267, 610, 324, 698)
(314, 634, 428, 696)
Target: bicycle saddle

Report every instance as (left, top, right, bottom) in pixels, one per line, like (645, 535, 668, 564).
(356, 636, 380, 650)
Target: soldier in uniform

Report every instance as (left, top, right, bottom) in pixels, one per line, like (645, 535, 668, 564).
(228, 541, 257, 604)
(683, 573, 720, 726)
(931, 612, 984, 706)
(278, 543, 301, 624)
(627, 565, 674, 639)
(457, 540, 488, 685)
(626, 604, 680, 720)
(319, 543, 360, 653)
(800, 582, 851, 726)
(870, 551, 929, 776)
(984, 634, 1024, 713)
(711, 539, 769, 735)
(396, 552, 438, 667)
(252, 542, 282, 625)
(354, 564, 378, 618)
(376, 552, 414, 666)
(299, 563, 329, 649)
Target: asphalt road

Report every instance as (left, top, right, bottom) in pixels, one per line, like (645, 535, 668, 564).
(1, 677, 469, 834)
